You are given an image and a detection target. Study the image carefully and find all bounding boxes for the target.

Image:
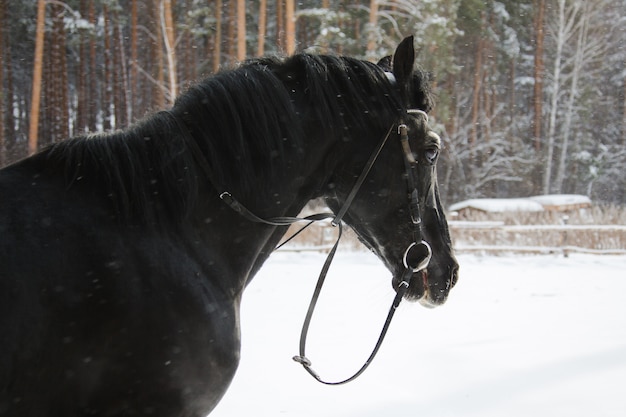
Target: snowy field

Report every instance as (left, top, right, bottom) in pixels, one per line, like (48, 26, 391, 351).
(212, 251, 626, 417)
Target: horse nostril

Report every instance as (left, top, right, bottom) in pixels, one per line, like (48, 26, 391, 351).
(450, 264, 459, 288)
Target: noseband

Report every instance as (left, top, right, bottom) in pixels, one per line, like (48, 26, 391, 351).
(221, 109, 433, 385)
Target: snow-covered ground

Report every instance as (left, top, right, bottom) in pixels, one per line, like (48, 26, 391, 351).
(212, 251, 626, 417)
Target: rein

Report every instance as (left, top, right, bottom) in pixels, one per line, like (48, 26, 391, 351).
(221, 110, 432, 385)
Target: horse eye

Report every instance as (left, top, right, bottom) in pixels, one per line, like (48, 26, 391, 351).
(425, 149, 439, 163)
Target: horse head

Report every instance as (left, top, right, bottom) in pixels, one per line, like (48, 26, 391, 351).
(324, 36, 458, 307)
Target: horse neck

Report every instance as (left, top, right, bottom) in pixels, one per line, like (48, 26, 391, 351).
(172, 58, 387, 293)
(185, 123, 338, 295)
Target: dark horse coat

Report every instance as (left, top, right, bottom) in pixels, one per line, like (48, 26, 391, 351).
(0, 37, 458, 416)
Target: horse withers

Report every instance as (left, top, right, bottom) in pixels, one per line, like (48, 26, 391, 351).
(0, 36, 458, 416)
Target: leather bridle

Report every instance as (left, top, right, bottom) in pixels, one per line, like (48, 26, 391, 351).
(220, 109, 433, 385)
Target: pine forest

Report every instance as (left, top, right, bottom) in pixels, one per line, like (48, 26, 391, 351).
(0, 0, 625, 206)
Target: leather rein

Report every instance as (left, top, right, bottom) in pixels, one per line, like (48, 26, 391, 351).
(220, 109, 433, 385)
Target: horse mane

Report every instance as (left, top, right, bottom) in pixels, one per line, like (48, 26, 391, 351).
(42, 52, 434, 226)
(174, 53, 432, 194)
(43, 113, 201, 226)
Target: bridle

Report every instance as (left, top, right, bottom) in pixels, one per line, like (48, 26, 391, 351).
(220, 109, 433, 385)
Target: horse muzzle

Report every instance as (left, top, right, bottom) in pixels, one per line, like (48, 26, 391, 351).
(395, 253, 458, 307)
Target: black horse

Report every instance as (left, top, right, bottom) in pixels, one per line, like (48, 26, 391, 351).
(0, 37, 458, 416)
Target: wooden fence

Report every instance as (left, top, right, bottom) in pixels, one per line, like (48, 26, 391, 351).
(449, 221, 626, 256)
(277, 220, 626, 256)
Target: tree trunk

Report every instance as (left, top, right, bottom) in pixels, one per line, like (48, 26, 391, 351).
(41, 2, 69, 144)
(509, 57, 516, 126)
(532, 0, 546, 152)
(470, 13, 485, 149)
(237, 0, 246, 61)
(28, 0, 46, 154)
(161, 0, 177, 103)
(75, 0, 89, 134)
(285, 0, 295, 54)
(102, 5, 113, 131)
(2, 0, 17, 162)
(366, 0, 378, 61)
(554, 1, 589, 193)
(227, 0, 236, 66)
(114, 12, 129, 127)
(153, 0, 166, 109)
(257, 0, 267, 56)
(213, 0, 222, 72)
(130, 0, 138, 121)
(180, 0, 196, 83)
(482, 12, 494, 145)
(543, 0, 569, 195)
(276, 0, 284, 52)
(623, 71, 626, 146)
(88, 0, 98, 131)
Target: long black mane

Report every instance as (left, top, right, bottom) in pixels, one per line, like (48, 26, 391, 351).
(40, 53, 433, 226)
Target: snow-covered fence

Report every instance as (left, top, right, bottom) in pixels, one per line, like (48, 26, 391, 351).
(276, 200, 626, 255)
(449, 221, 626, 256)
(277, 221, 626, 256)
(446, 196, 626, 255)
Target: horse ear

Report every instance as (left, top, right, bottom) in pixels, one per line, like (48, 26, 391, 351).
(376, 56, 392, 72)
(392, 36, 415, 88)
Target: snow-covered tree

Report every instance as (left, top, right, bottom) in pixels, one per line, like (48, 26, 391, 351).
(542, 0, 618, 196)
